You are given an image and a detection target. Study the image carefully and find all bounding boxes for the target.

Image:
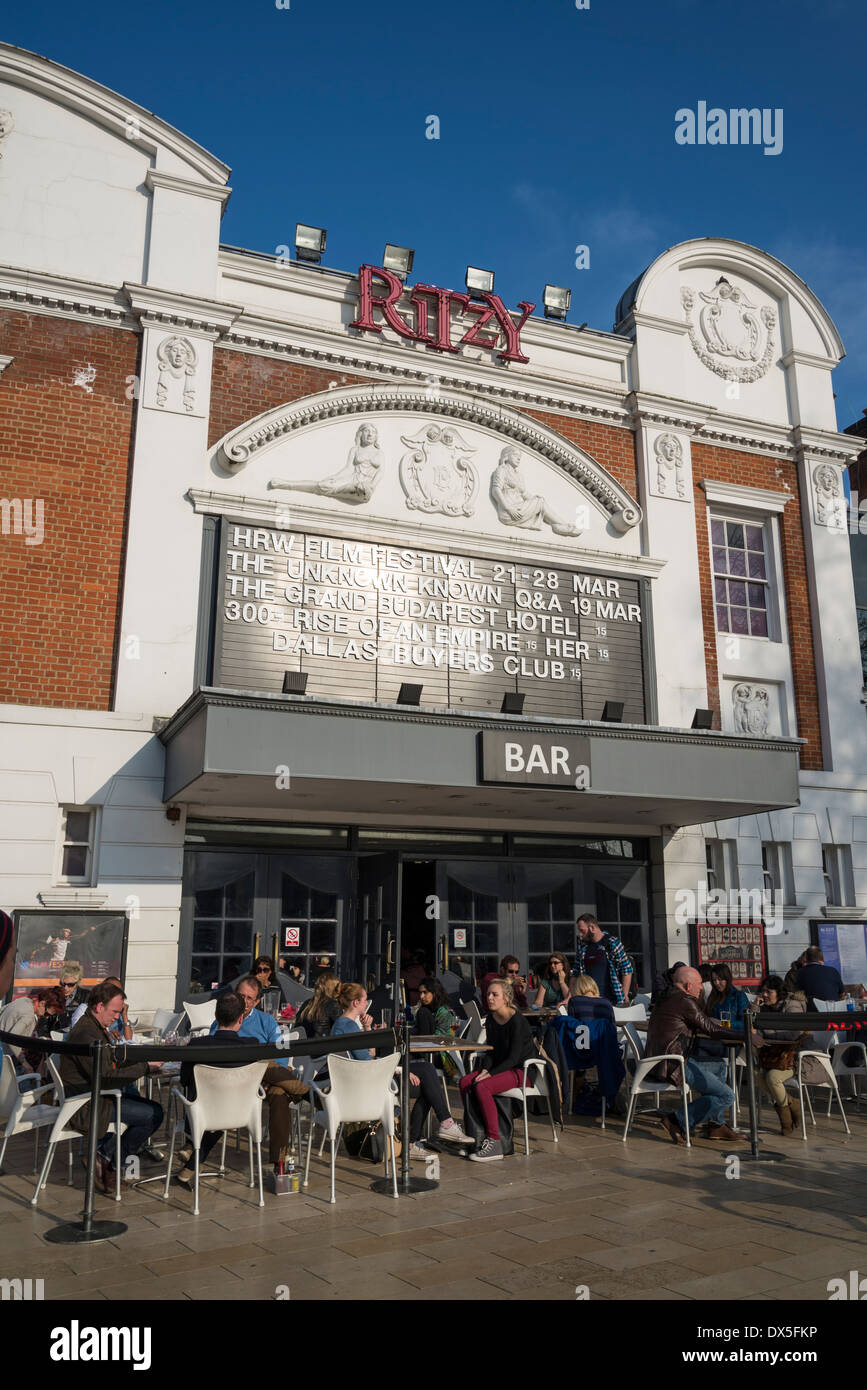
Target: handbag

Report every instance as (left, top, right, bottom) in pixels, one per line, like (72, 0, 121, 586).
(346, 1120, 401, 1164)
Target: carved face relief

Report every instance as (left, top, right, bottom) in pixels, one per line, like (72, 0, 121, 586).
(651, 432, 689, 501)
(812, 463, 843, 526)
(0, 109, 13, 144)
(681, 277, 776, 383)
(155, 335, 198, 413)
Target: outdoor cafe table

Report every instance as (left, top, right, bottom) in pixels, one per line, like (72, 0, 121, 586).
(371, 1035, 492, 1198)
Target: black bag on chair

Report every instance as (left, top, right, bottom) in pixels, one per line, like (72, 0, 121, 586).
(461, 1085, 516, 1154)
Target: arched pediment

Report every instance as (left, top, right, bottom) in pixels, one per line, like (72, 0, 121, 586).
(213, 384, 641, 542)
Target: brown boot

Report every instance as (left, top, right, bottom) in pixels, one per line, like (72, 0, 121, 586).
(787, 1095, 802, 1130)
(773, 1101, 794, 1136)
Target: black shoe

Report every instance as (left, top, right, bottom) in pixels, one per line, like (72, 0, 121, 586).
(174, 1167, 194, 1190)
(141, 1144, 164, 1163)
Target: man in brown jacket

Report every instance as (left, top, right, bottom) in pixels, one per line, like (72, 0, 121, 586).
(60, 979, 165, 1192)
(646, 965, 748, 1144)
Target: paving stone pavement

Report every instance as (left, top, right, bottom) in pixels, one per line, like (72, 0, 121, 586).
(1, 1100, 865, 1301)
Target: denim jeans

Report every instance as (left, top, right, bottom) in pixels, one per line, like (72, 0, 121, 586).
(98, 1095, 163, 1166)
(673, 1059, 735, 1133)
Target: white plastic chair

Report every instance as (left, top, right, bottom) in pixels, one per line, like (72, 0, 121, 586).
(137, 1009, 184, 1040)
(304, 1052, 399, 1204)
(0, 1054, 58, 1174)
(183, 998, 218, 1037)
(461, 1000, 485, 1043)
(163, 1061, 269, 1215)
(622, 1053, 693, 1147)
(787, 1041, 851, 1140)
(31, 1077, 125, 1205)
(498, 1058, 558, 1155)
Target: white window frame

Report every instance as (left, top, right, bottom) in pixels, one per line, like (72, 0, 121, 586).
(761, 841, 795, 905)
(55, 806, 97, 887)
(822, 844, 856, 908)
(708, 510, 781, 644)
(706, 838, 738, 893)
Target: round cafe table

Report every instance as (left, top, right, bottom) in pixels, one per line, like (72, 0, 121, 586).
(370, 1034, 491, 1196)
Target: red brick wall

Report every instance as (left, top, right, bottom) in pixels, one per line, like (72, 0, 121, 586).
(692, 443, 822, 770)
(0, 309, 138, 709)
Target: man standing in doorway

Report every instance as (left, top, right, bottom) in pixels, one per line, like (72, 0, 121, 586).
(574, 914, 633, 1005)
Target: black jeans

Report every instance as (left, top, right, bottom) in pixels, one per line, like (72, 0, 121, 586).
(409, 1059, 450, 1141)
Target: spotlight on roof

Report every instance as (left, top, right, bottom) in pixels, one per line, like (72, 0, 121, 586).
(294, 224, 327, 264)
(501, 692, 525, 715)
(282, 671, 309, 695)
(465, 266, 495, 297)
(383, 244, 415, 279)
(397, 683, 423, 706)
(543, 285, 571, 320)
(691, 708, 714, 730)
(602, 701, 624, 723)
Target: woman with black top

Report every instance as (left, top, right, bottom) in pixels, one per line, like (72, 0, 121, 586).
(459, 977, 534, 1162)
(296, 971, 341, 1038)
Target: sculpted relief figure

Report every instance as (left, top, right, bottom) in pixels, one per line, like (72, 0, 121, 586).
(653, 433, 687, 499)
(155, 335, 197, 413)
(399, 422, 478, 516)
(490, 446, 582, 537)
(812, 463, 843, 527)
(732, 683, 770, 736)
(270, 423, 383, 504)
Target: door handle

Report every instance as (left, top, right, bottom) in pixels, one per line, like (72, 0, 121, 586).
(271, 933, 278, 969)
(439, 933, 449, 972)
(253, 933, 260, 963)
(386, 933, 395, 970)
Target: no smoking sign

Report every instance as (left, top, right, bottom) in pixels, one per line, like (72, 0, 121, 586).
(284, 927, 300, 948)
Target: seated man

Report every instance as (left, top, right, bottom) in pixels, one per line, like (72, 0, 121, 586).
(60, 980, 165, 1192)
(795, 947, 844, 1009)
(174, 991, 257, 1189)
(212, 975, 308, 1176)
(479, 956, 528, 1011)
(70, 975, 132, 1041)
(645, 965, 747, 1144)
(0, 987, 64, 1081)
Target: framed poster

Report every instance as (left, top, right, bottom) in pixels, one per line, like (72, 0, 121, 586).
(689, 920, 768, 988)
(812, 921, 867, 989)
(8, 910, 129, 1002)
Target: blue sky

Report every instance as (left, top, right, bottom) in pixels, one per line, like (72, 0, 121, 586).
(8, 0, 866, 423)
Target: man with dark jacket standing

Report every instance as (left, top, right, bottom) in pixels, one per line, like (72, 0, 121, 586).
(646, 965, 748, 1144)
(60, 979, 165, 1193)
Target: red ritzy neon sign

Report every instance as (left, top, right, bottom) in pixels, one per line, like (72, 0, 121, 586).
(350, 264, 535, 364)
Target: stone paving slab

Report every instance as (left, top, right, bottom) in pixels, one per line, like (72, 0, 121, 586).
(2, 1102, 866, 1303)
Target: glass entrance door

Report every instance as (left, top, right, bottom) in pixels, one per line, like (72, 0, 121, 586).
(436, 861, 515, 993)
(356, 853, 401, 1006)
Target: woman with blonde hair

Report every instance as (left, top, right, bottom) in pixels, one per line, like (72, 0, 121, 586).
(568, 974, 615, 1022)
(297, 971, 342, 1039)
(459, 976, 534, 1162)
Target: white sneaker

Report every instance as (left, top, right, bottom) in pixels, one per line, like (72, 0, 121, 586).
(469, 1138, 504, 1162)
(437, 1118, 474, 1146)
(408, 1143, 429, 1161)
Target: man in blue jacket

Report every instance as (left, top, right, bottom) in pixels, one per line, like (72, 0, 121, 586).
(213, 975, 308, 1175)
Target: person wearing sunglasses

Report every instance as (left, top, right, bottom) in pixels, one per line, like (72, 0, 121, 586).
(479, 956, 528, 1012)
(533, 954, 572, 1009)
(252, 956, 282, 1014)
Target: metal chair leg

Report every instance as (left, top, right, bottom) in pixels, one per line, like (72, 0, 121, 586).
(67, 1140, 74, 1186)
(31, 1142, 55, 1207)
(682, 1080, 691, 1147)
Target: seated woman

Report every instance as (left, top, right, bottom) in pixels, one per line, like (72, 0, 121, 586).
(533, 954, 571, 1009)
(692, 961, 750, 1079)
(754, 974, 825, 1136)
(413, 977, 456, 1038)
(459, 977, 534, 1162)
(252, 956, 282, 1014)
(706, 962, 749, 1028)
(567, 974, 615, 1021)
(331, 982, 471, 1155)
(297, 971, 342, 1039)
